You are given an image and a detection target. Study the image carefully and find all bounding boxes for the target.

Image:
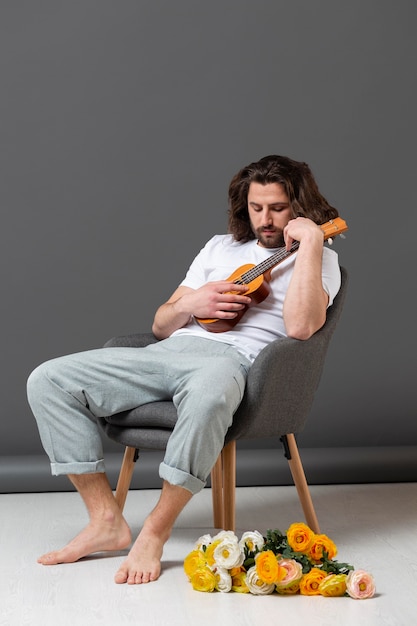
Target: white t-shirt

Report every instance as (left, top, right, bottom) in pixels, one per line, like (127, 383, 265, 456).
(171, 234, 341, 362)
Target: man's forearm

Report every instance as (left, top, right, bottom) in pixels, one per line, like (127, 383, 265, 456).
(152, 293, 193, 339)
(282, 241, 327, 340)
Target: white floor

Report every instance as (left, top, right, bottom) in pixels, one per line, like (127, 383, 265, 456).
(1, 483, 416, 626)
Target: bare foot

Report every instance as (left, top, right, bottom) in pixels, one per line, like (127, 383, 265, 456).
(114, 526, 168, 584)
(38, 513, 132, 565)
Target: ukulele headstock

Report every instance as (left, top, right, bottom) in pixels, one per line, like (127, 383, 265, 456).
(320, 217, 348, 244)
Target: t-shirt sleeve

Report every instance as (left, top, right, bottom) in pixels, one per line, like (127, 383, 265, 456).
(179, 236, 219, 289)
(322, 247, 341, 307)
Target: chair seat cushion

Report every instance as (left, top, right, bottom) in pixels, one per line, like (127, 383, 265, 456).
(102, 401, 178, 428)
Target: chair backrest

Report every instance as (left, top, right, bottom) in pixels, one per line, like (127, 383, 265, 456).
(226, 266, 348, 442)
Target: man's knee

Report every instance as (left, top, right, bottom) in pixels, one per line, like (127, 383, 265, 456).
(27, 361, 48, 406)
(27, 358, 63, 408)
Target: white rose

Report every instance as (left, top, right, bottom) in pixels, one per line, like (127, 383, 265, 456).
(212, 565, 232, 593)
(212, 530, 239, 543)
(239, 530, 265, 553)
(194, 534, 212, 550)
(213, 536, 244, 569)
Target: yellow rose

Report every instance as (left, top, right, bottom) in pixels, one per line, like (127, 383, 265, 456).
(319, 574, 347, 597)
(190, 566, 217, 592)
(286, 523, 315, 553)
(309, 534, 338, 562)
(299, 568, 327, 595)
(255, 550, 287, 585)
(184, 550, 207, 580)
(204, 539, 221, 566)
(231, 571, 250, 593)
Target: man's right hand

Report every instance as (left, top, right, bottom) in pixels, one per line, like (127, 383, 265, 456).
(185, 281, 251, 320)
(152, 281, 251, 339)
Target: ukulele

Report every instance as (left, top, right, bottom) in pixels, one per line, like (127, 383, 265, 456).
(195, 217, 348, 333)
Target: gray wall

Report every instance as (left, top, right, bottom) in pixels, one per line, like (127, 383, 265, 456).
(1, 1, 416, 491)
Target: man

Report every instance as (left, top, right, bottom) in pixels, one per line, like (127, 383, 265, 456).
(27, 154, 341, 585)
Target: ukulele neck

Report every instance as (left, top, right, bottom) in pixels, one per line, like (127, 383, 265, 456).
(234, 241, 300, 285)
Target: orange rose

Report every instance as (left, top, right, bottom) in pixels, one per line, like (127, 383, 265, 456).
(255, 550, 286, 585)
(299, 568, 327, 595)
(309, 534, 338, 562)
(286, 523, 315, 553)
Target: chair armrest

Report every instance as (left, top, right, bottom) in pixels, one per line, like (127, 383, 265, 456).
(103, 332, 158, 348)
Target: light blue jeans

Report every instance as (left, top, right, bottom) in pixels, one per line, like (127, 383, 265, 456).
(27, 336, 251, 494)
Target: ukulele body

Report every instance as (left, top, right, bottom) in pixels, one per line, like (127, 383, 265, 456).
(195, 264, 271, 333)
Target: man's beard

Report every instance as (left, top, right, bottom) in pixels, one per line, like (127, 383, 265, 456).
(255, 227, 285, 248)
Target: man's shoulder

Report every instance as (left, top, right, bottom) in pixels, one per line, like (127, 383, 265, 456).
(204, 233, 250, 250)
(205, 233, 234, 246)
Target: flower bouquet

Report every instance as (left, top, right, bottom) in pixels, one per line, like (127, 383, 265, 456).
(184, 523, 375, 599)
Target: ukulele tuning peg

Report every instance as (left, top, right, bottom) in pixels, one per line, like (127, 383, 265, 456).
(327, 237, 333, 245)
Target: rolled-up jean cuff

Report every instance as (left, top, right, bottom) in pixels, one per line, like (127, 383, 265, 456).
(159, 462, 205, 495)
(50, 460, 106, 476)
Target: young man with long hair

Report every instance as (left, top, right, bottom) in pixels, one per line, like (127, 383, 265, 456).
(27, 154, 341, 584)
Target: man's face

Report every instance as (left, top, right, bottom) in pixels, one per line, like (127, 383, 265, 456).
(247, 182, 292, 248)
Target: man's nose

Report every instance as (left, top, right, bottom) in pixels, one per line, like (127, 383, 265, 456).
(261, 210, 273, 226)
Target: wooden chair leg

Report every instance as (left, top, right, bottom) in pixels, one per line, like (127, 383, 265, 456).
(211, 453, 224, 529)
(222, 440, 236, 532)
(285, 434, 320, 534)
(115, 446, 137, 512)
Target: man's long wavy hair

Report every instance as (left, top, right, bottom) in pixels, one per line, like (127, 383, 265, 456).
(228, 155, 339, 242)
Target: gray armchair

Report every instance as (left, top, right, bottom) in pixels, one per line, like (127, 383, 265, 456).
(98, 267, 348, 533)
